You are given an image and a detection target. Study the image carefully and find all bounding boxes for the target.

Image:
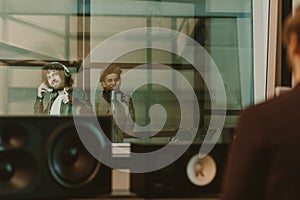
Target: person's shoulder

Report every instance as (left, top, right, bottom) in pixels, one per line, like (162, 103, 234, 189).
(234, 87, 300, 142)
(240, 85, 298, 121)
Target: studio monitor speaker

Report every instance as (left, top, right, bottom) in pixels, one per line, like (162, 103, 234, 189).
(130, 143, 229, 198)
(0, 116, 112, 200)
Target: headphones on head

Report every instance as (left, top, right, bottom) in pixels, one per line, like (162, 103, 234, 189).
(50, 62, 71, 77)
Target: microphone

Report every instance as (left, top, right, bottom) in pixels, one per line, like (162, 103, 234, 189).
(110, 90, 128, 115)
(111, 90, 116, 112)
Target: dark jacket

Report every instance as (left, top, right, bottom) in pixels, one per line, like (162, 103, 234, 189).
(95, 89, 135, 142)
(221, 83, 300, 200)
(33, 88, 92, 115)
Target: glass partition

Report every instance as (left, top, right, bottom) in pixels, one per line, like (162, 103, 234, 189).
(0, 0, 271, 145)
(88, 0, 255, 143)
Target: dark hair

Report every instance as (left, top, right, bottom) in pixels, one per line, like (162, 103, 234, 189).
(41, 62, 73, 87)
(283, 6, 300, 47)
(100, 64, 122, 82)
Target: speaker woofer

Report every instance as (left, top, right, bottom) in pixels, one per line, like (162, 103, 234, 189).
(0, 123, 29, 148)
(47, 123, 101, 188)
(0, 150, 37, 194)
(0, 116, 112, 200)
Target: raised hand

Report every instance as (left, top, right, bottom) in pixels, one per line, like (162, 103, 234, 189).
(38, 82, 53, 98)
(62, 87, 72, 104)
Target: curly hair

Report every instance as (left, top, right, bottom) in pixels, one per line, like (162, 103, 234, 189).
(41, 62, 73, 87)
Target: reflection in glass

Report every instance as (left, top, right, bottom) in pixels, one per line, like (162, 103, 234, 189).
(0, 0, 265, 145)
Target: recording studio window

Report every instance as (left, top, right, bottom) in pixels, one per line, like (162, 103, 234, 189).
(88, 0, 260, 144)
(0, 0, 270, 145)
(0, 0, 80, 116)
(0, 64, 79, 115)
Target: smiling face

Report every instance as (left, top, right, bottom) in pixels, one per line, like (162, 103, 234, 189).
(101, 73, 120, 91)
(46, 70, 66, 90)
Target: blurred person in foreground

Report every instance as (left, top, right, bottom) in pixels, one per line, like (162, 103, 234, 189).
(221, 7, 300, 200)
